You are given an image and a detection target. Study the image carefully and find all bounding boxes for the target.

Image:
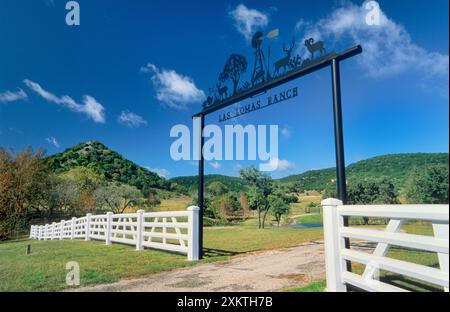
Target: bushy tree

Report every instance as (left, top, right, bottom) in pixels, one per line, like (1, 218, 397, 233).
(207, 181, 229, 197)
(212, 193, 243, 222)
(405, 165, 449, 204)
(240, 167, 273, 228)
(0, 147, 50, 240)
(95, 183, 146, 214)
(347, 179, 399, 224)
(269, 191, 291, 227)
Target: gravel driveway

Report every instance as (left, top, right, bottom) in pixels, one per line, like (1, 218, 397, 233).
(71, 241, 325, 292)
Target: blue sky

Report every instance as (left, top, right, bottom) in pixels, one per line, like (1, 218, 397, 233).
(0, 0, 448, 179)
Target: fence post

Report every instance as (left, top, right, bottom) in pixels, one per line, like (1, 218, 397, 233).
(51, 222, 56, 240)
(106, 212, 113, 245)
(60, 221, 64, 240)
(136, 210, 144, 251)
(187, 206, 200, 261)
(85, 213, 92, 241)
(71, 217, 76, 240)
(44, 224, 48, 240)
(322, 198, 346, 292)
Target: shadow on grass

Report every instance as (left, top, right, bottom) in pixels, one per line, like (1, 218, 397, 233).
(381, 275, 444, 292)
(202, 248, 244, 258)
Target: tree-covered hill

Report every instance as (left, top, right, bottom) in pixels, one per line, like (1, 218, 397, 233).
(170, 174, 249, 194)
(280, 153, 449, 192)
(46, 141, 169, 192)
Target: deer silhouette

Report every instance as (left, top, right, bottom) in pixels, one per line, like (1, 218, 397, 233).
(216, 83, 228, 100)
(274, 41, 295, 76)
(304, 38, 325, 59)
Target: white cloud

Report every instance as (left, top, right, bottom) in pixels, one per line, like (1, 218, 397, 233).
(209, 161, 221, 169)
(281, 127, 291, 139)
(141, 63, 205, 110)
(260, 158, 295, 172)
(297, 2, 449, 81)
(45, 136, 60, 148)
(118, 110, 147, 128)
(230, 4, 269, 42)
(0, 89, 27, 103)
(23, 79, 106, 123)
(146, 167, 170, 178)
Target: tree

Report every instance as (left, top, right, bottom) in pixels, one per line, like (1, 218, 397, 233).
(269, 191, 290, 227)
(144, 189, 161, 208)
(95, 183, 145, 214)
(219, 54, 248, 96)
(0, 147, 50, 240)
(405, 165, 449, 204)
(56, 167, 106, 215)
(238, 192, 251, 216)
(240, 167, 273, 228)
(347, 179, 399, 224)
(212, 193, 243, 222)
(207, 181, 229, 197)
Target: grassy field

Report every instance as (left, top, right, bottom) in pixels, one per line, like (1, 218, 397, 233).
(154, 196, 192, 212)
(0, 226, 323, 291)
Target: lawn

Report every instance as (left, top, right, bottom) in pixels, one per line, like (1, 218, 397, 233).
(154, 196, 192, 212)
(295, 214, 323, 225)
(0, 226, 323, 291)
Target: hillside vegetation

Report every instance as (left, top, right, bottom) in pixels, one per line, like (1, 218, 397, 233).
(280, 153, 449, 192)
(170, 174, 249, 194)
(46, 141, 169, 192)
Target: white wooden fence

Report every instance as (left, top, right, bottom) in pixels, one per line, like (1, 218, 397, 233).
(322, 198, 449, 292)
(29, 206, 200, 261)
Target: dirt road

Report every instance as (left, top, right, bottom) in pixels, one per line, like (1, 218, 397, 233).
(72, 241, 326, 292)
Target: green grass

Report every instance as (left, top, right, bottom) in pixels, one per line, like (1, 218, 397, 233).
(0, 226, 323, 291)
(154, 196, 192, 212)
(287, 280, 326, 292)
(295, 214, 323, 225)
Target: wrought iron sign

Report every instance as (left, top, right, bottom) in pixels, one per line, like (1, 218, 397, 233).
(193, 28, 362, 261)
(219, 86, 299, 122)
(202, 29, 335, 117)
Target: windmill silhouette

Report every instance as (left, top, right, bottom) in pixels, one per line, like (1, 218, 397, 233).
(251, 29, 279, 86)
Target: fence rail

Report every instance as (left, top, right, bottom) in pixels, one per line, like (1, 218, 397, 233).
(322, 198, 449, 292)
(30, 206, 200, 261)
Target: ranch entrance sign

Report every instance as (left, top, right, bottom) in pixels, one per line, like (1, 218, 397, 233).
(193, 30, 362, 259)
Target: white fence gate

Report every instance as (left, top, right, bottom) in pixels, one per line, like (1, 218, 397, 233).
(30, 206, 200, 261)
(322, 198, 449, 292)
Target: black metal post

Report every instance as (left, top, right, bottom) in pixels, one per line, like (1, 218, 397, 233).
(331, 58, 347, 204)
(331, 58, 351, 275)
(197, 114, 205, 260)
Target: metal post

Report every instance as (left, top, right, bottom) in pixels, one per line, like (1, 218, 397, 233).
(331, 58, 351, 275)
(331, 58, 347, 204)
(196, 114, 205, 260)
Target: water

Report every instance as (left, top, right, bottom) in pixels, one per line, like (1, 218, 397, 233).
(290, 223, 323, 229)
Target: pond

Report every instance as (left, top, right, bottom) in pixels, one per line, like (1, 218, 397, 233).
(290, 223, 323, 229)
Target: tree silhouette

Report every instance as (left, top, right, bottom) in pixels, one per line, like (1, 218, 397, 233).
(219, 54, 248, 96)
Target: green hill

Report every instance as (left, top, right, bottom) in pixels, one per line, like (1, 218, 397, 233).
(170, 174, 249, 194)
(46, 141, 169, 191)
(280, 153, 449, 191)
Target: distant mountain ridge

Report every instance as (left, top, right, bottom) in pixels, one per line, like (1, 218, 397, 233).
(171, 153, 448, 193)
(279, 153, 449, 191)
(46, 141, 169, 191)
